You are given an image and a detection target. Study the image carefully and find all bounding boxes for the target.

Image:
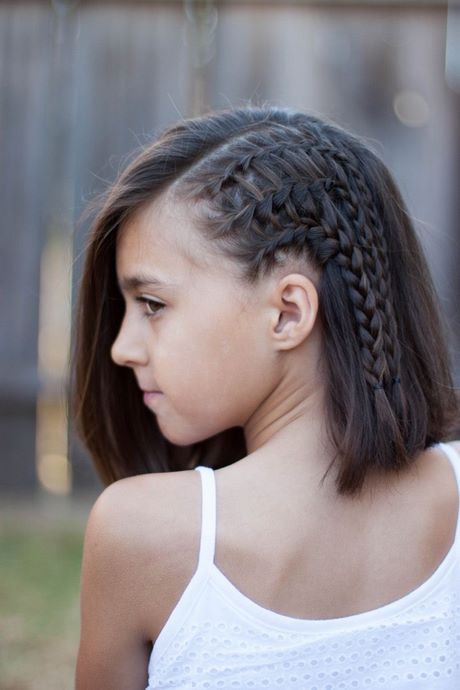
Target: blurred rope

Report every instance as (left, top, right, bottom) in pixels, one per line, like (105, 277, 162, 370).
(51, 0, 79, 18)
(183, 0, 218, 115)
(446, 0, 460, 93)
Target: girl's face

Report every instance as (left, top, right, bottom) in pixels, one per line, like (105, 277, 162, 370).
(111, 195, 280, 446)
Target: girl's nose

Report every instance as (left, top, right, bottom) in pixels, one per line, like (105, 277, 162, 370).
(110, 316, 149, 368)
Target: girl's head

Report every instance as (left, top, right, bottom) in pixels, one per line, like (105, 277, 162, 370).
(72, 106, 459, 495)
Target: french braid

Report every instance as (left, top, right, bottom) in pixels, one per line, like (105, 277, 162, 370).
(181, 125, 401, 395)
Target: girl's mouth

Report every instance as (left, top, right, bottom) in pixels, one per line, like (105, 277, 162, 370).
(143, 391, 163, 405)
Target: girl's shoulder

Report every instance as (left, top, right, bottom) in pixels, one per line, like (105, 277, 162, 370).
(84, 468, 203, 570)
(82, 469, 202, 640)
(428, 441, 460, 507)
(422, 442, 460, 547)
(87, 469, 200, 541)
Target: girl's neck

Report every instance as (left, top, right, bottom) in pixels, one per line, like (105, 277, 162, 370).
(240, 385, 341, 497)
(239, 384, 416, 507)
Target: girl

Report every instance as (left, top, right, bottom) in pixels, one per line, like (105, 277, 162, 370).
(73, 106, 460, 690)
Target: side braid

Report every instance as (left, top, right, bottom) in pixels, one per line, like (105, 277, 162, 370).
(289, 130, 402, 385)
(182, 130, 400, 393)
(286, 144, 401, 391)
(320, 141, 402, 386)
(283, 120, 403, 387)
(313, 184, 389, 390)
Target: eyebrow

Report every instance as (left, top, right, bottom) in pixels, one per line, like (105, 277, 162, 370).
(117, 272, 179, 292)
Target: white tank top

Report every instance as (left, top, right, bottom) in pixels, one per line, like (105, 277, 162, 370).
(145, 442, 460, 689)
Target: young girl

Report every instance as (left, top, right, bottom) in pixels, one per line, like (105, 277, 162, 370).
(73, 106, 460, 690)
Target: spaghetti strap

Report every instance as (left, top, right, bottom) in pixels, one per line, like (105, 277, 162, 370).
(193, 465, 216, 569)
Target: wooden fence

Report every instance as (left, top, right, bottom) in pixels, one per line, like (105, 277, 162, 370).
(1, 0, 459, 493)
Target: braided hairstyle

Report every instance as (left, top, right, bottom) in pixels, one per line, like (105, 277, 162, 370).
(178, 117, 402, 391)
(73, 106, 459, 495)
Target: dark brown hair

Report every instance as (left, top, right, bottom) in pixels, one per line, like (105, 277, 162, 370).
(71, 106, 459, 495)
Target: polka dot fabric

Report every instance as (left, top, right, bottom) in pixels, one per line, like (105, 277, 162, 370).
(146, 443, 460, 689)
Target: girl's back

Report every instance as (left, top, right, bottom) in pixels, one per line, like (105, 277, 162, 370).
(139, 442, 459, 688)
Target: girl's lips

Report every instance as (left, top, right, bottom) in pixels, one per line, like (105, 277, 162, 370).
(143, 391, 163, 406)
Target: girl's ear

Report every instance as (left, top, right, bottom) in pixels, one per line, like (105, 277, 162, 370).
(270, 274, 319, 350)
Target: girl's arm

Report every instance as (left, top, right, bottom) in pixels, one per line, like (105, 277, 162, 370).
(75, 481, 154, 690)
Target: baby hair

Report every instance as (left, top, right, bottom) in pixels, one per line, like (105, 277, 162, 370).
(71, 106, 459, 496)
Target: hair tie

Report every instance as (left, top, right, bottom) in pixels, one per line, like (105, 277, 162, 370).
(392, 376, 401, 384)
(372, 382, 384, 390)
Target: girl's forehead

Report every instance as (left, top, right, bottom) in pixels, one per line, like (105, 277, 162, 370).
(115, 196, 245, 292)
(117, 196, 212, 274)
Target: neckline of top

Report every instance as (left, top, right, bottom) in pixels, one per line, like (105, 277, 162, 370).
(194, 441, 460, 632)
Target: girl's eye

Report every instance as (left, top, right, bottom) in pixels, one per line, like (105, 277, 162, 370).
(135, 297, 165, 318)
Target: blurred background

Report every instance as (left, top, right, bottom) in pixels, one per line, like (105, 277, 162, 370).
(1, 0, 459, 687)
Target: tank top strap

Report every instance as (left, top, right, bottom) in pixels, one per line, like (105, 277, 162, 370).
(193, 465, 216, 569)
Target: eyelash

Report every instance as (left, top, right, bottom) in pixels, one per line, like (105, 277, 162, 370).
(135, 296, 165, 319)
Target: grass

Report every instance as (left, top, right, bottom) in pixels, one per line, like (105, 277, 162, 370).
(0, 496, 94, 690)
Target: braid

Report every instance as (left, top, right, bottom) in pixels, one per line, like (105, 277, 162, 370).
(293, 132, 402, 389)
(321, 141, 402, 385)
(181, 127, 401, 394)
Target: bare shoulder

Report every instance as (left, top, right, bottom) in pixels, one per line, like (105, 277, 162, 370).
(87, 469, 200, 546)
(83, 469, 202, 639)
(421, 441, 459, 508)
(419, 442, 460, 560)
(442, 439, 460, 509)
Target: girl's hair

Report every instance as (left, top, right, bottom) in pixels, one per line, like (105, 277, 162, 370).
(71, 106, 459, 496)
